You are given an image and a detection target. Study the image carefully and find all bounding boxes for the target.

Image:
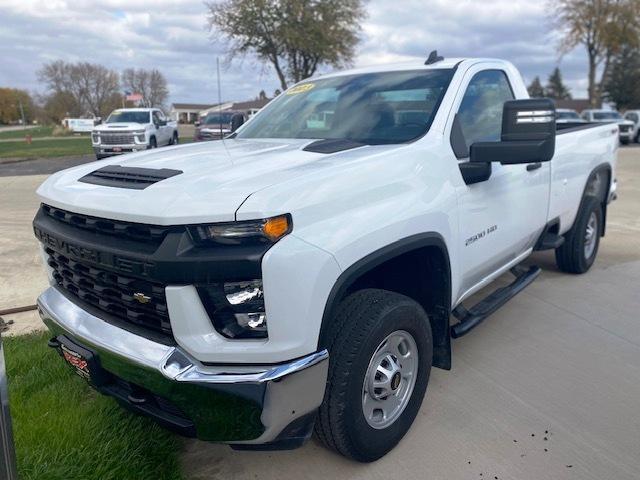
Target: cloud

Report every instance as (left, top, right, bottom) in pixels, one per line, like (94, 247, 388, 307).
(0, 0, 591, 106)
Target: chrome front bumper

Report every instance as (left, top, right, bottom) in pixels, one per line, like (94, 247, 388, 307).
(37, 287, 328, 447)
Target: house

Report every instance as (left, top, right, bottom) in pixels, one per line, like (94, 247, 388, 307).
(170, 96, 274, 124)
(199, 97, 273, 119)
(169, 103, 217, 124)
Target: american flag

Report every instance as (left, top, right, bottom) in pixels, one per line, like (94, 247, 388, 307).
(125, 92, 143, 102)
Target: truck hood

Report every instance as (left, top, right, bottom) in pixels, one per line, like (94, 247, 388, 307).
(93, 123, 149, 132)
(37, 138, 381, 225)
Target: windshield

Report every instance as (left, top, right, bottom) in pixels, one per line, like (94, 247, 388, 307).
(106, 111, 150, 124)
(557, 111, 580, 120)
(237, 69, 454, 144)
(593, 111, 622, 120)
(203, 112, 234, 125)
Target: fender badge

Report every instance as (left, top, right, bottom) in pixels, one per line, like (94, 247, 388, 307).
(133, 292, 152, 304)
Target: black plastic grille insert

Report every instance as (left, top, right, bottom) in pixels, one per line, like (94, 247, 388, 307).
(45, 247, 171, 336)
(41, 204, 176, 246)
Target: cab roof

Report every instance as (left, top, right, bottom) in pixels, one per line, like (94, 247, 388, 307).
(313, 58, 511, 81)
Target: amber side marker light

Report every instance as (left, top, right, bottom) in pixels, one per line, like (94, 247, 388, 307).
(263, 215, 292, 241)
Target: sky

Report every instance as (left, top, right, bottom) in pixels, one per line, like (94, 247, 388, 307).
(0, 0, 590, 105)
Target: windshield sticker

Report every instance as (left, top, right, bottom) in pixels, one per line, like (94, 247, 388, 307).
(287, 83, 315, 95)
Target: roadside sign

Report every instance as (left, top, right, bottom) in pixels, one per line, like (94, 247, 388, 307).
(0, 332, 18, 480)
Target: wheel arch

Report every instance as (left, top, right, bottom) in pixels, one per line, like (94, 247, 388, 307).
(581, 163, 612, 236)
(318, 233, 452, 370)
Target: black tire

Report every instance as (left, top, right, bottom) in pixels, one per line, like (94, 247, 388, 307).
(315, 289, 433, 462)
(621, 137, 630, 145)
(169, 132, 179, 145)
(555, 195, 602, 274)
(95, 154, 106, 160)
(149, 136, 157, 149)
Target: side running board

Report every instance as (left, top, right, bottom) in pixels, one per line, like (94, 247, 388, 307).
(450, 265, 541, 339)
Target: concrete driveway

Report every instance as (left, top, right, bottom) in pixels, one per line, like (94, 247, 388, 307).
(1, 149, 639, 479)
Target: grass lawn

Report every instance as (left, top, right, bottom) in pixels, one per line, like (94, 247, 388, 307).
(5, 332, 184, 480)
(0, 126, 55, 140)
(0, 138, 93, 159)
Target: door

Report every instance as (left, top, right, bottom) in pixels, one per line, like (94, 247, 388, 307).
(450, 68, 551, 300)
(153, 110, 171, 145)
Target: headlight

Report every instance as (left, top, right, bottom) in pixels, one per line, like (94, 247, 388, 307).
(190, 214, 292, 245)
(134, 130, 146, 142)
(91, 133, 100, 143)
(198, 280, 268, 339)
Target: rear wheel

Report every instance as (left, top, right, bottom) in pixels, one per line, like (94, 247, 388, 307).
(555, 195, 602, 274)
(315, 289, 433, 462)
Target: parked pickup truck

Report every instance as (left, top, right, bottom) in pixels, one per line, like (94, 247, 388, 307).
(91, 108, 178, 159)
(581, 109, 634, 144)
(34, 56, 618, 462)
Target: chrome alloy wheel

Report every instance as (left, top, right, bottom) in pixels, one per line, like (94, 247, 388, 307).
(584, 211, 598, 259)
(362, 330, 419, 429)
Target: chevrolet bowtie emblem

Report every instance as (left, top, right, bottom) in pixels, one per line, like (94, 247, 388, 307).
(133, 292, 152, 304)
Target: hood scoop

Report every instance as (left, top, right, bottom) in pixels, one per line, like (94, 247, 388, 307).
(79, 165, 183, 190)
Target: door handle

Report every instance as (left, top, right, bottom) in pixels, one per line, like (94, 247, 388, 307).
(526, 162, 542, 172)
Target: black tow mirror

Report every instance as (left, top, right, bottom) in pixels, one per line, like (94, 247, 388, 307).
(471, 99, 556, 165)
(230, 113, 245, 132)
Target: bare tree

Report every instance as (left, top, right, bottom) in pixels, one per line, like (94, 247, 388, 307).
(121, 68, 169, 108)
(207, 0, 366, 91)
(38, 61, 120, 117)
(551, 0, 640, 107)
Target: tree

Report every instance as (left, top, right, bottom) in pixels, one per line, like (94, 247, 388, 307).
(42, 91, 80, 123)
(0, 88, 35, 124)
(527, 76, 545, 98)
(604, 44, 640, 109)
(551, 0, 640, 107)
(121, 68, 169, 108)
(207, 0, 366, 90)
(38, 60, 121, 117)
(545, 67, 572, 100)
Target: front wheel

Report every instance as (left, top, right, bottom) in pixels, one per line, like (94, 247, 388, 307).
(169, 132, 179, 145)
(315, 289, 433, 462)
(148, 136, 157, 149)
(555, 195, 602, 273)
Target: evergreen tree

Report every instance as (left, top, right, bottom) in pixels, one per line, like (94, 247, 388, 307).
(527, 76, 545, 98)
(545, 68, 572, 100)
(604, 44, 640, 110)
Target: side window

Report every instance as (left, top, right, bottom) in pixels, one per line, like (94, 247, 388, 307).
(453, 70, 514, 157)
(626, 112, 638, 123)
(152, 111, 161, 125)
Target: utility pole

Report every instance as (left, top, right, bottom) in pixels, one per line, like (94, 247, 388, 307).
(0, 332, 18, 480)
(17, 100, 26, 130)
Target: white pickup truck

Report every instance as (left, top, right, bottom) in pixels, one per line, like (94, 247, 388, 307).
(91, 108, 178, 159)
(34, 56, 618, 462)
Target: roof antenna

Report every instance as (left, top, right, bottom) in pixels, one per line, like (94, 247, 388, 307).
(425, 50, 444, 65)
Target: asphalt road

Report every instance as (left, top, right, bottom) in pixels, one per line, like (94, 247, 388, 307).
(1, 147, 639, 479)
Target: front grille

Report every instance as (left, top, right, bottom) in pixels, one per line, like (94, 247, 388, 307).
(45, 247, 171, 335)
(100, 132, 136, 145)
(41, 204, 174, 246)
